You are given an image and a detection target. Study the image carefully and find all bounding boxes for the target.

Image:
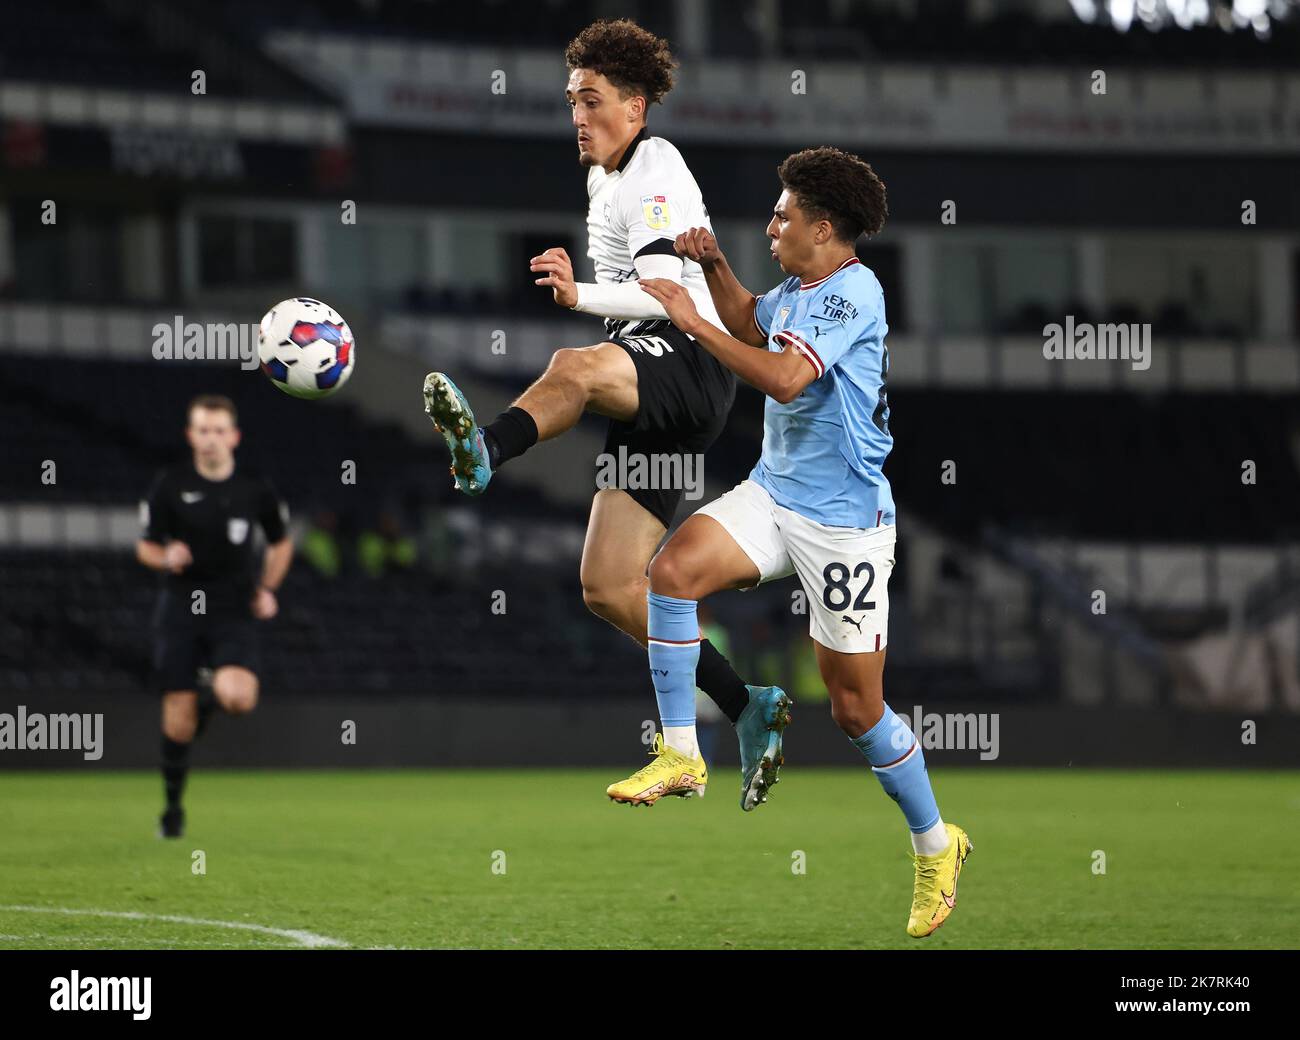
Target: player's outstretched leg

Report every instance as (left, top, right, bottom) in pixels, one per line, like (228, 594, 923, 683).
(736, 685, 792, 811)
(423, 373, 493, 495)
(424, 344, 637, 495)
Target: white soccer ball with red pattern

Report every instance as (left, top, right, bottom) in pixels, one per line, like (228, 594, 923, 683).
(257, 297, 356, 400)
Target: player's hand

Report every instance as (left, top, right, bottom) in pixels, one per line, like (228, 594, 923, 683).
(639, 278, 701, 334)
(251, 586, 278, 620)
(529, 247, 578, 309)
(675, 227, 721, 267)
(163, 542, 192, 574)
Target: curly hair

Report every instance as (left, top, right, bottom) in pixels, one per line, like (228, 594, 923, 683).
(777, 147, 888, 243)
(564, 19, 678, 106)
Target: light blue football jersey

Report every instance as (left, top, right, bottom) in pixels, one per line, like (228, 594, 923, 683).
(749, 256, 895, 530)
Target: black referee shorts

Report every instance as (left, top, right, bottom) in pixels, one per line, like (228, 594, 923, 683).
(603, 323, 737, 528)
(151, 597, 261, 694)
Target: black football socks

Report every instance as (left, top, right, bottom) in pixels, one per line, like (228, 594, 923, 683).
(161, 735, 190, 812)
(696, 639, 750, 724)
(482, 406, 539, 470)
(195, 688, 218, 738)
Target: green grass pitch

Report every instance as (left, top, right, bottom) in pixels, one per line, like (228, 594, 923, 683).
(1, 768, 1296, 950)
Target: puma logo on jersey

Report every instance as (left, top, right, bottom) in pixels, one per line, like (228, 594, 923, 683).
(841, 615, 864, 632)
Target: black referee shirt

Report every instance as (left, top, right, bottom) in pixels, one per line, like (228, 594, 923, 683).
(140, 462, 289, 615)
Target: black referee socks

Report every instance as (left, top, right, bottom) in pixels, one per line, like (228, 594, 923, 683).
(482, 406, 539, 470)
(161, 736, 191, 811)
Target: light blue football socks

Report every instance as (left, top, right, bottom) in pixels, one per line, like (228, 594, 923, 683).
(852, 704, 948, 853)
(647, 592, 701, 750)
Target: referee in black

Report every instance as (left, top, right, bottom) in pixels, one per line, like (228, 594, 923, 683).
(136, 394, 293, 838)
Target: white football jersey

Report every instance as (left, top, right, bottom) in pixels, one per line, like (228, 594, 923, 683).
(584, 129, 724, 339)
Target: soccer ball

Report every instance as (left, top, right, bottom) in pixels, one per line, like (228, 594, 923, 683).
(257, 297, 356, 400)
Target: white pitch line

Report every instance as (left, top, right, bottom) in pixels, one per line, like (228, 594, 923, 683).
(0, 906, 349, 949)
(0, 935, 125, 942)
(3, 935, 255, 949)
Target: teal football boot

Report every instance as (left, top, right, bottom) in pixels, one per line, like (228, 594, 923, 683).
(423, 372, 492, 495)
(737, 685, 792, 811)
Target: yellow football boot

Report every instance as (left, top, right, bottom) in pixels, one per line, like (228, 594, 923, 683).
(906, 823, 974, 938)
(606, 733, 708, 806)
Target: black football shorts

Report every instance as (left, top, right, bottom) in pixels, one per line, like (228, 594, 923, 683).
(603, 323, 736, 528)
(151, 595, 261, 693)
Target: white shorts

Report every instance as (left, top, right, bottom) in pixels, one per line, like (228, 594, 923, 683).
(695, 479, 895, 654)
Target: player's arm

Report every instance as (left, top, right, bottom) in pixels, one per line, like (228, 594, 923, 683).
(530, 245, 679, 320)
(539, 177, 704, 320)
(674, 228, 766, 348)
(136, 473, 190, 573)
(251, 537, 292, 620)
(252, 483, 293, 620)
(136, 539, 191, 574)
(639, 279, 816, 405)
(259, 538, 293, 593)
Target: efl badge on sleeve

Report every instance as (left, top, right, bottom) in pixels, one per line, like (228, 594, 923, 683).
(641, 194, 671, 230)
